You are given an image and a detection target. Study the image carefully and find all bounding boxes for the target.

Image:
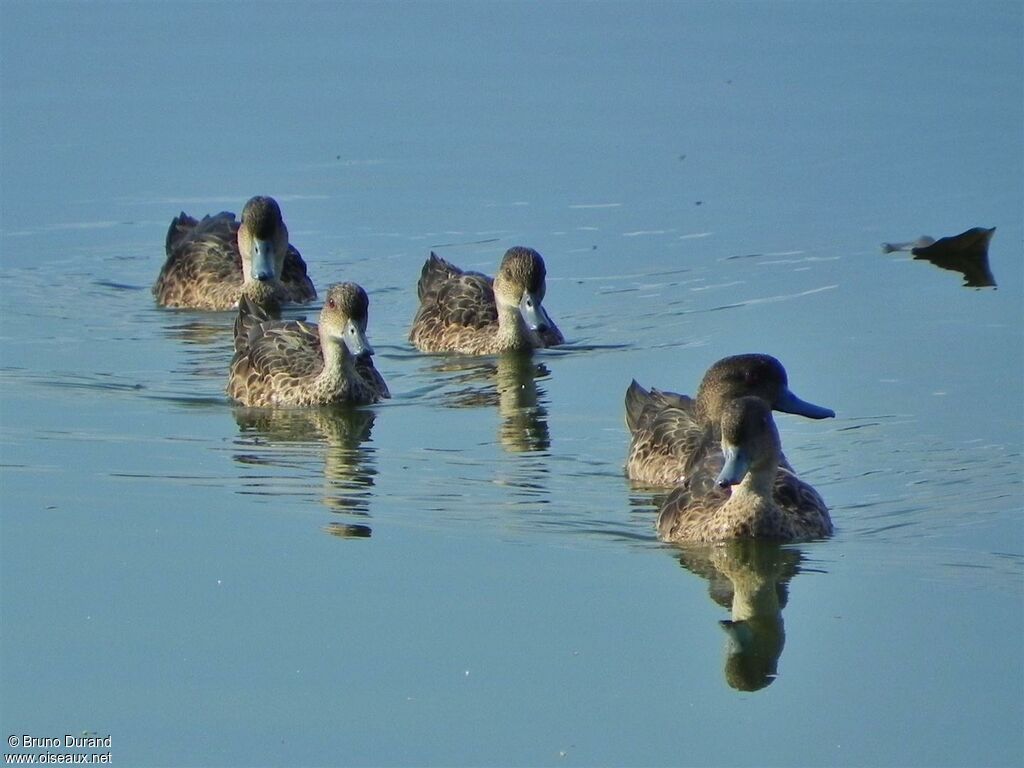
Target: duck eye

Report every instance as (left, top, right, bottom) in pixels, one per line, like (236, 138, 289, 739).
(327, 298, 336, 309)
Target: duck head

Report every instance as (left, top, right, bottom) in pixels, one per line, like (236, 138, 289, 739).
(699, 354, 835, 423)
(320, 282, 374, 359)
(715, 396, 783, 489)
(238, 196, 289, 286)
(494, 246, 551, 334)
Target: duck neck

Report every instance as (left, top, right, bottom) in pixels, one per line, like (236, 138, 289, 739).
(728, 562, 782, 621)
(316, 331, 354, 396)
(724, 469, 780, 530)
(495, 302, 537, 352)
(240, 278, 282, 310)
(694, 384, 719, 424)
(735, 466, 776, 498)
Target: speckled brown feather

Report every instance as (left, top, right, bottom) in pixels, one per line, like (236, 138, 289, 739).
(625, 380, 710, 485)
(416, 254, 499, 331)
(153, 212, 245, 309)
(153, 205, 316, 310)
(655, 398, 832, 543)
(355, 356, 391, 400)
(657, 465, 831, 543)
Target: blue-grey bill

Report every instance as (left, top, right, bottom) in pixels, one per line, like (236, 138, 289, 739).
(776, 389, 835, 419)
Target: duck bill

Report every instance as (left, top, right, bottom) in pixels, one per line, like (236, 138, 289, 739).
(715, 444, 750, 488)
(720, 619, 754, 652)
(776, 389, 835, 419)
(344, 322, 374, 358)
(519, 291, 549, 332)
(251, 239, 278, 282)
(540, 304, 557, 330)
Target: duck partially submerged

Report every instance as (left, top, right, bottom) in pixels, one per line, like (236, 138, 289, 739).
(656, 396, 833, 543)
(228, 282, 389, 407)
(626, 354, 834, 486)
(882, 227, 996, 288)
(154, 195, 316, 310)
(409, 247, 563, 355)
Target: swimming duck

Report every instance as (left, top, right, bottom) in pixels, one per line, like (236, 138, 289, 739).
(154, 195, 316, 310)
(626, 353, 834, 486)
(409, 247, 563, 355)
(882, 227, 997, 288)
(228, 282, 389, 407)
(656, 396, 833, 543)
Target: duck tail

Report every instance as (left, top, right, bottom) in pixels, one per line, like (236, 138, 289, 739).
(165, 212, 199, 256)
(417, 251, 462, 300)
(624, 379, 651, 433)
(233, 293, 272, 354)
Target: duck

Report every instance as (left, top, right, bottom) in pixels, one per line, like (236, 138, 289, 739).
(625, 353, 834, 486)
(656, 396, 833, 543)
(409, 246, 563, 355)
(228, 282, 389, 407)
(882, 227, 997, 288)
(153, 195, 316, 310)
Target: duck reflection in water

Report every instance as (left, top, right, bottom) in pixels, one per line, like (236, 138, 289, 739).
(232, 405, 378, 535)
(157, 316, 238, 383)
(882, 226, 996, 288)
(160, 316, 231, 346)
(431, 353, 552, 454)
(674, 540, 805, 691)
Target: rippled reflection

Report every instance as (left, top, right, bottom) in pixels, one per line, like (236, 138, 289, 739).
(161, 316, 232, 346)
(232, 406, 378, 531)
(883, 227, 996, 288)
(157, 316, 235, 382)
(322, 521, 373, 539)
(431, 353, 552, 453)
(673, 540, 807, 691)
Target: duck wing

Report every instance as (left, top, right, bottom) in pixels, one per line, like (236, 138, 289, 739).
(626, 381, 710, 485)
(280, 244, 317, 303)
(772, 467, 833, 538)
(244, 319, 323, 379)
(356, 356, 391, 399)
(154, 212, 243, 308)
(656, 481, 729, 542)
(415, 253, 497, 330)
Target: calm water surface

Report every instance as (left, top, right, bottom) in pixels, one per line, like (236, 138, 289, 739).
(2, 2, 1022, 766)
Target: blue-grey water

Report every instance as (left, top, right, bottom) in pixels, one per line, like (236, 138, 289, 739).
(1, 2, 1022, 766)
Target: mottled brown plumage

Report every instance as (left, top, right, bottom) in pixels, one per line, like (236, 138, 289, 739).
(153, 196, 316, 310)
(626, 354, 834, 486)
(409, 247, 564, 354)
(228, 283, 388, 407)
(656, 397, 833, 543)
